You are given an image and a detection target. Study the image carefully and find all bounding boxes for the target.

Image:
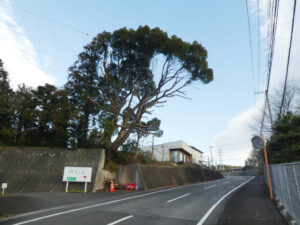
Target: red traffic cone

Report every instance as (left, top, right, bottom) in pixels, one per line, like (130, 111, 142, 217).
(109, 180, 115, 192)
(129, 182, 134, 191)
(125, 181, 129, 190)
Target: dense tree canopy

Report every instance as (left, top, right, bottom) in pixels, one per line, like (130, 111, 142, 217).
(267, 112, 300, 163)
(67, 25, 213, 159)
(0, 59, 14, 145)
(0, 60, 73, 148)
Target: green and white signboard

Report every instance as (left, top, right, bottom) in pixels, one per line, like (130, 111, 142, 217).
(63, 167, 92, 192)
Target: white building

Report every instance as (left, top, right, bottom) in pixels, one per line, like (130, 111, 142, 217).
(141, 140, 203, 165)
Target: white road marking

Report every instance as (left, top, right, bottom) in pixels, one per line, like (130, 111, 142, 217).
(166, 193, 191, 203)
(204, 185, 216, 190)
(12, 178, 227, 225)
(197, 176, 255, 225)
(107, 215, 133, 225)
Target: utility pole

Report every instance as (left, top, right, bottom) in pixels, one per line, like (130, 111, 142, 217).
(218, 147, 223, 170)
(151, 135, 155, 160)
(209, 146, 214, 167)
(207, 156, 210, 167)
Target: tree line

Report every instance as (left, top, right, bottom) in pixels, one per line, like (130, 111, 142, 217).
(0, 26, 214, 161)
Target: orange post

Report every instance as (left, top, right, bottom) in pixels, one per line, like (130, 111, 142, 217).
(262, 134, 273, 200)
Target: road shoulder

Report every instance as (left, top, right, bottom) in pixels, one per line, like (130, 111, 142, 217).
(205, 176, 287, 225)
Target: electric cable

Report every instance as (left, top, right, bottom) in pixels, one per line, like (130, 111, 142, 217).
(278, 0, 297, 119)
(245, 0, 257, 97)
(0, 1, 91, 36)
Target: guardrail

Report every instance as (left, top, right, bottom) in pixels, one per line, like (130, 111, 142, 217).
(264, 163, 300, 224)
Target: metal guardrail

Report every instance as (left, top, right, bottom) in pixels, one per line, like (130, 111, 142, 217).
(264, 163, 300, 224)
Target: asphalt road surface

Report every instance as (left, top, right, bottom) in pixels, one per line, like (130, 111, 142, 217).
(1, 176, 254, 225)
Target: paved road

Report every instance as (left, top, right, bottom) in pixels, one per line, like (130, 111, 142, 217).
(1, 176, 253, 225)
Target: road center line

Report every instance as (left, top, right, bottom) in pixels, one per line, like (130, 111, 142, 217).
(107, 215, 133, 225)
(12, 179, 226, 225)
(204, 185, 216, 190)
(166, 193, 191, 203)
(197, 176, 255, 225)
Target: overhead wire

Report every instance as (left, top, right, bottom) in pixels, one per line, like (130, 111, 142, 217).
(278, 0, 297, 119)
(245, 0, 257, 98)
(0, 1, 92, 37)
(257, 0, 261, 92)
(260, 0, 280, 133)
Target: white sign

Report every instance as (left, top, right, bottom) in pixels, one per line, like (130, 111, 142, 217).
(63, 167, 92, 182)
(2, 183, 7, 189)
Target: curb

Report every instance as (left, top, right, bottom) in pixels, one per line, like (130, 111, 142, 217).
(273, 196, 297, 225)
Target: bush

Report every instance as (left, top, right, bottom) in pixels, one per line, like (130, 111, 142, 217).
(138, 151, 152, 164)
(104, 161, 118, 172)
(114, 151, 136, 165)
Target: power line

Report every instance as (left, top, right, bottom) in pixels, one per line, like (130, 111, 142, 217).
(245, 0, 257, 96)
(279, 0, 297, 119)
(0, 1, 92, 37)
(257, 0, 261, 90)
(260, 0, 280, 133)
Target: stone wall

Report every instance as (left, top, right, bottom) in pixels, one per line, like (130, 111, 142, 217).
(0, 147, 104, 192)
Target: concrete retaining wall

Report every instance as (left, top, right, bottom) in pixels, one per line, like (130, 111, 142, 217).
(0, 147, 104, 192)
(0, 147, 223, 193)
(105, 164, 223, 191)
(222, 169, 259, 177)
(138, 164, 223, 190)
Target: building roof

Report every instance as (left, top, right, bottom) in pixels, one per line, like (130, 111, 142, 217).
(189, 145, 204, 153)
(142, 140, 203, 154)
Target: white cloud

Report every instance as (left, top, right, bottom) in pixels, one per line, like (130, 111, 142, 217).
(0, 0, 55, 89)
(212, 0, 300, 166)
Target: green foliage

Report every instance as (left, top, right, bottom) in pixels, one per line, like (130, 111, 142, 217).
(0, 58, 102, 148)
(11, 84, 72, 147)
(12, 85, 39, 146)
(0, 59, 14, 145)
(120, 139, 136, 154)
(114, 151, 136, 165)
(104, 161, 118, 172)
(138, 151, 152, 164)
(267, 112, 300, 163)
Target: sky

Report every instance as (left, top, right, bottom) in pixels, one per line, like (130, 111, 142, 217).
(0, 0, 299, 166)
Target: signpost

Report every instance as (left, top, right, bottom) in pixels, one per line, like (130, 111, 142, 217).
(2, 183, 7, 195)
(63, 167, 92, 193)
(251, 135, 273, 200)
